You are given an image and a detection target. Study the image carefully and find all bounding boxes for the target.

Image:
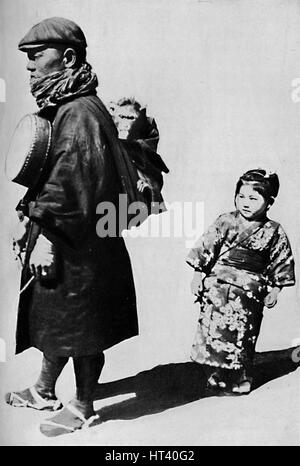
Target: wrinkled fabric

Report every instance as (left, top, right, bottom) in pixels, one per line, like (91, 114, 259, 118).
(16, 94, 138, 356)
(30, 63, 98, 109)
(187, 211, 295, 370)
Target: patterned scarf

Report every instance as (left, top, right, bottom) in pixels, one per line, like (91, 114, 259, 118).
(30, 63, 98, 109)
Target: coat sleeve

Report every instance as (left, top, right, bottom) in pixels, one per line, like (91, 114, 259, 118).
(186, 214, 228, 273)
(28, 103, 105, 248)
(266, 224, 296, 288)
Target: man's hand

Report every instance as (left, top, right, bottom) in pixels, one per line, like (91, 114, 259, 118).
(12, 217, 30, 265)
(264, 287, 281, 309)
(29, 234, 55, 279)
(191, 271, 203, 297)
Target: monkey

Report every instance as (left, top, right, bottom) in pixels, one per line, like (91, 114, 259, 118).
(109, 96, 169, 211)
(109, 97, 159, 152)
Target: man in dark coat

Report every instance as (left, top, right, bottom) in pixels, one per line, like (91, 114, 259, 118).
(6, 17, 138, 436)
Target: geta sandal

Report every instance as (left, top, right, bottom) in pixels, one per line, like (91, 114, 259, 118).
(207, 372, 227, 389)
(232, 378, 252, 394)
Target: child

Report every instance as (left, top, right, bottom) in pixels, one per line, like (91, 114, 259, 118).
(187, 169, 295, 394)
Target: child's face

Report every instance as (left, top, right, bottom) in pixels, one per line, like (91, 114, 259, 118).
(236, 184, 269, 221)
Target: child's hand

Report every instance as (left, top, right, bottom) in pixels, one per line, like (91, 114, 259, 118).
(264, 287, 281, 308)
(191, 271, 203, 297)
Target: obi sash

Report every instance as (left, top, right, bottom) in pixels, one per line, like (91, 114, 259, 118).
(218, 247, 269, 274)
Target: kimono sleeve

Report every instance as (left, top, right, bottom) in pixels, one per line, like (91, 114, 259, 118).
(28, 104, 103, 248)
(266, 224, 295, 288)
(186, 214, 228, 273)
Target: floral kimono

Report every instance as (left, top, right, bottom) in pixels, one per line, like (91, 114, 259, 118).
(187, 211, 295, 371)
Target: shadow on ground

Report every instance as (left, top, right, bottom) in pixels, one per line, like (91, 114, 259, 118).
(92, 346, 300, 424)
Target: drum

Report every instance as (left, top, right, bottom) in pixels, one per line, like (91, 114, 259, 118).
(5, 113, 52, 188)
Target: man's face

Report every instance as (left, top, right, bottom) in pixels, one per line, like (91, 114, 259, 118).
(26, 46, 65, 83)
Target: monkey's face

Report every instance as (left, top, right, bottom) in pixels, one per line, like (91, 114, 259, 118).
(113, 105, 140, 139)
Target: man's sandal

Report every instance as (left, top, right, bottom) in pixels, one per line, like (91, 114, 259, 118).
(39, 403, 100, 437)
(5, 386, 63, 411)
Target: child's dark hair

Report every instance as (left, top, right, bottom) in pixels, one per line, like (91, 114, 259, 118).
(235, 169, 280, 205)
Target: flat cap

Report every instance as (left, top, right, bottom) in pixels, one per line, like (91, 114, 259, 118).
(18, 17, 87, 51)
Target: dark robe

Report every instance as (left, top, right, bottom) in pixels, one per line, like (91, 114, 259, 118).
(16, 94, 138, 357)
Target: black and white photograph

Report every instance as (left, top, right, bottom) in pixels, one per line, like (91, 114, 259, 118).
(0, 0, 299, 447)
